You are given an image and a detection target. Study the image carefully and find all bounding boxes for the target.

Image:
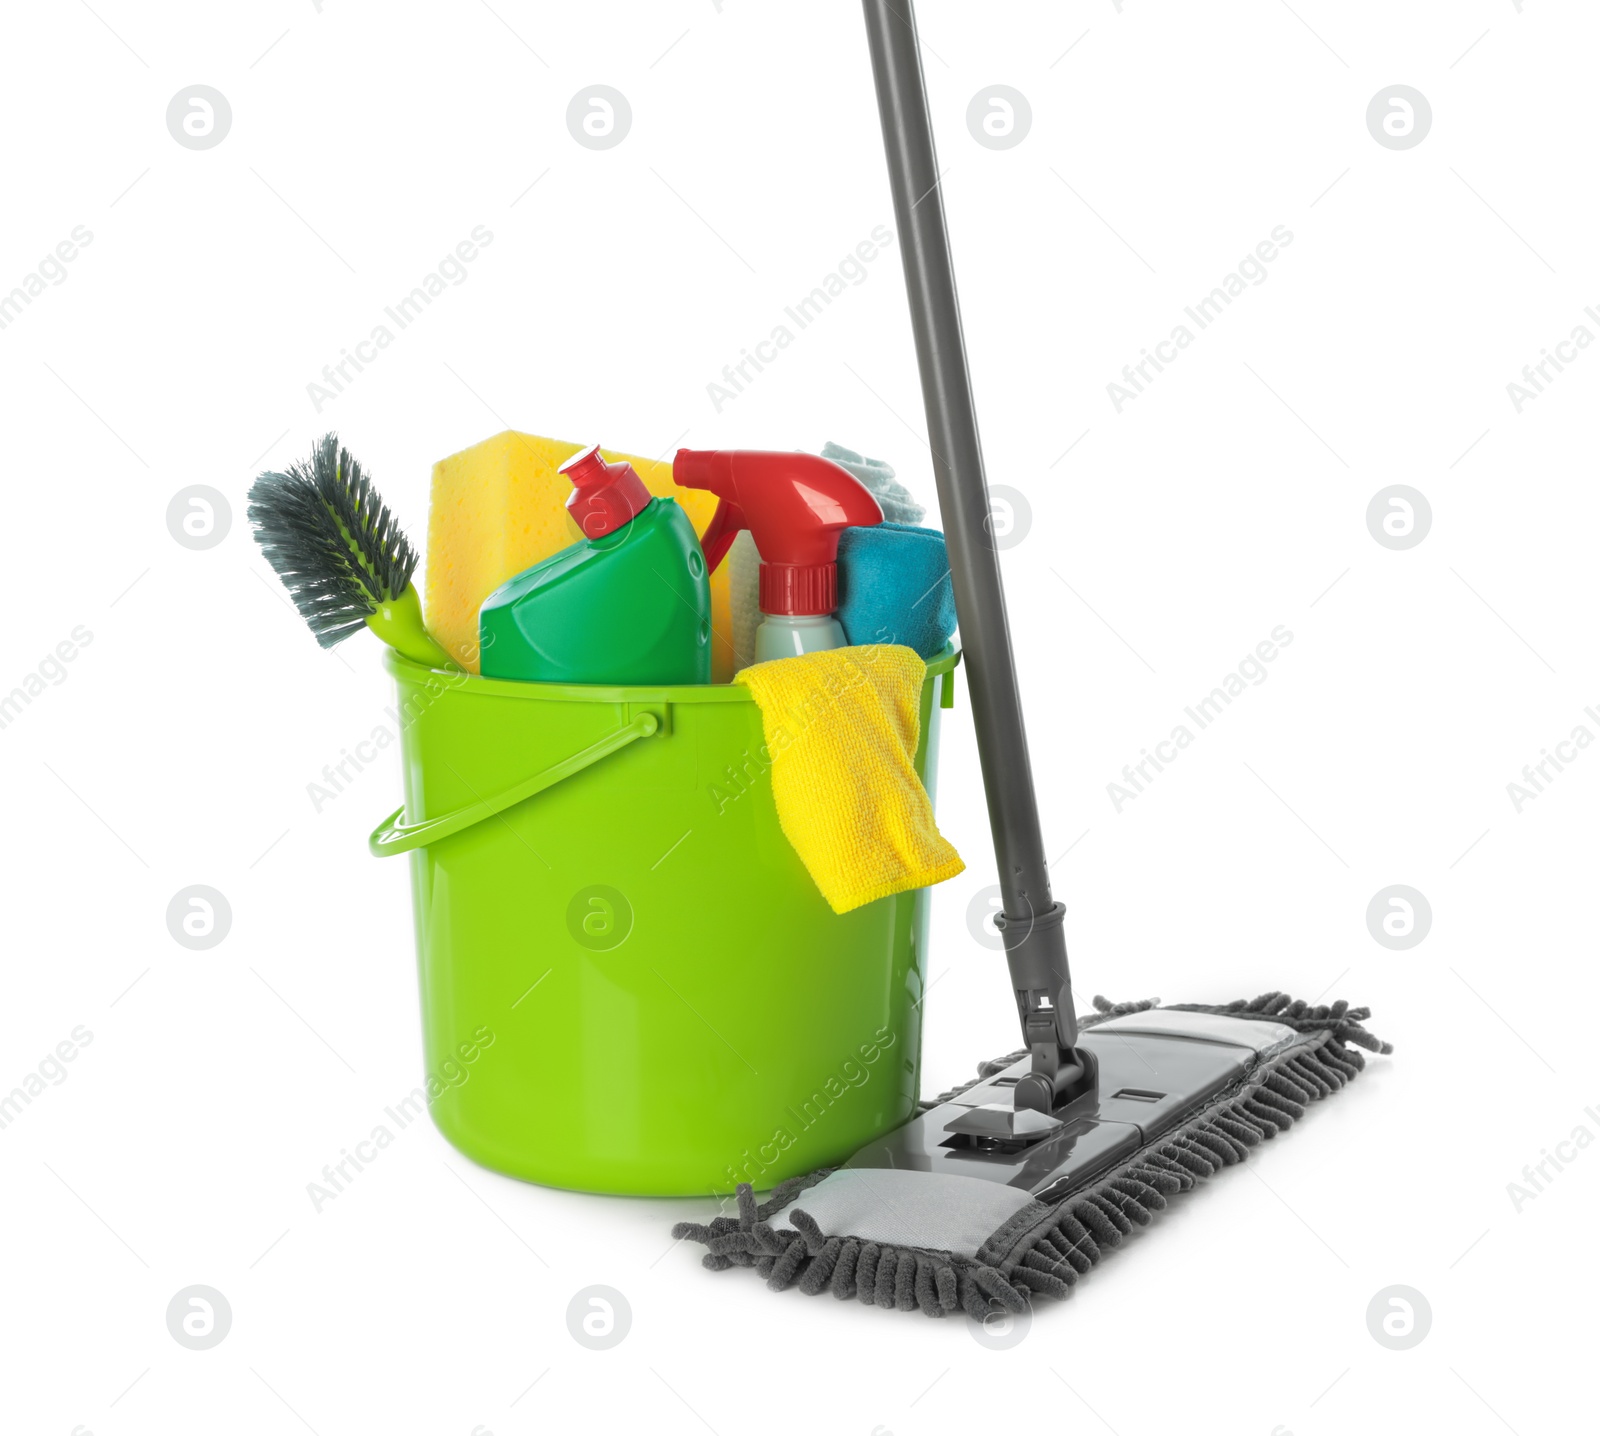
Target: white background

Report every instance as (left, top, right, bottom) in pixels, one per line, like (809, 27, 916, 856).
(2, 1, 1595, 1433)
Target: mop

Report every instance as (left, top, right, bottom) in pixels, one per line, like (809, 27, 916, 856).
(672, 0, 1390, 1318)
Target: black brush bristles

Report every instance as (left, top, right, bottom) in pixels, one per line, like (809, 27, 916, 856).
(248, 434, 419, 649)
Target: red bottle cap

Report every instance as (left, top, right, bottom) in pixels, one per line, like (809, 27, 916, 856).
(559, 443, 651, 539)
(672, 450, 883, 616)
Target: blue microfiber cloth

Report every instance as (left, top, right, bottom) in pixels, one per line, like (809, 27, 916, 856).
(836, 522, 956, 658)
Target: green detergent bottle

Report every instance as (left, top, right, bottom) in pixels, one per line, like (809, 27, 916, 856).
(479, 443, 712, 685)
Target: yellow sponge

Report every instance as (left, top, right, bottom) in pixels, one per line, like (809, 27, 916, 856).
(425, 431, 734, 680)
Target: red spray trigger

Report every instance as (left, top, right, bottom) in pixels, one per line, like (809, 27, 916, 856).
(560, 443, 651, 540)
(672, 450, 882, 616)
(696, 498, 747, 575)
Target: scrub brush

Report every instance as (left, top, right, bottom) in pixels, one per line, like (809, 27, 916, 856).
(248, 434, 455, 668)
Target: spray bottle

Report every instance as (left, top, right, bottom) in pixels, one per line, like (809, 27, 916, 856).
(673, 449, 882, 662)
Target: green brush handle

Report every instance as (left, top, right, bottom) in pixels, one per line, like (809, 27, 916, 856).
(366, 585, 458, 669)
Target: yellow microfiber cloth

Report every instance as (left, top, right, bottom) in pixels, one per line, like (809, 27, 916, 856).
(736, 644, 964, 914)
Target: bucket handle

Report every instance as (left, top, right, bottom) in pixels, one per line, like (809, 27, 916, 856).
(368, 710, 661, 858)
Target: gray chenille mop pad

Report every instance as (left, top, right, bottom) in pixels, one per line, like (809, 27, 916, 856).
(672, 993, 1391, 1318)
(822, 441, 925, 523)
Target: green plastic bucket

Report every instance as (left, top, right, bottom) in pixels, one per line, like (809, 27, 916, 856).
(369, 646, 959, 1196)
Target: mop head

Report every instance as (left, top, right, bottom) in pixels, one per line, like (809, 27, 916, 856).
(672, 992, 1390, 1319)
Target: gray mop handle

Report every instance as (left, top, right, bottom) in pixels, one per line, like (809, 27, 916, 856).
(861, 0, 1078, 1054)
